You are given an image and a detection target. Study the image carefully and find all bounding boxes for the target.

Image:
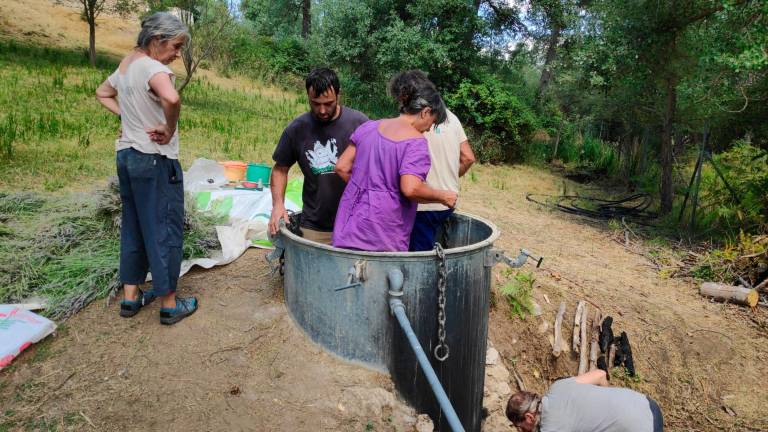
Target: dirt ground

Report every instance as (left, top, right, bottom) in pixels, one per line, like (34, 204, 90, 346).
(0, 255, 423, 431)
(461, 164, 768, 431)
(2, 164, 767, 431)
(2, 1, 767, 430)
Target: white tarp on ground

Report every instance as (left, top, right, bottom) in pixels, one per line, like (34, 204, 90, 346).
(0, 306, 56, 370)
(176, 159, 302, 277)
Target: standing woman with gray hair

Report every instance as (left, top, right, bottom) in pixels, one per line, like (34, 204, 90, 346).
(95, 12, 198, 325)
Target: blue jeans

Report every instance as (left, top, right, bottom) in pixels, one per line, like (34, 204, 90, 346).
(409, 209, 454, 252)
(116, 148, 184, 296)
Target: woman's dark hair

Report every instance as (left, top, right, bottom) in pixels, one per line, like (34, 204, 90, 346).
(388, 70, 447, 124)
(305, 67, 340, 96)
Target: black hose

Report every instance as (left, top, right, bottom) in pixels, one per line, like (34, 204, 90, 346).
(526, 193, 658, 222)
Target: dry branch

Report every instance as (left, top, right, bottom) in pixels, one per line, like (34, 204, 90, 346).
(578, 304, 589, 375)
(608, 343, 616, 370)
(573, 301, 585, 352)
(589, 309, 602, 371)
(553, 301, 566, 357)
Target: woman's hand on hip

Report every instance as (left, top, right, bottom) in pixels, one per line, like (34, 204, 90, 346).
(146, 124, 175, 145)
(442, 191, 458, 209)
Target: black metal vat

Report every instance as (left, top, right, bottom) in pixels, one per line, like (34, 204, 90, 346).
(277, 212, 506, 431)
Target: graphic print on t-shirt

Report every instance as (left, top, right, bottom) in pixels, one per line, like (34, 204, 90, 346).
(306, 138, 338, 174)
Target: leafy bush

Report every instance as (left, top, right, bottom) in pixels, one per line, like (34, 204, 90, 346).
(499, 270, 536, 319)
(223, 31, 309, 82)
(447, 78, 539, 163)
(340, 74, 394, 120)
(694, 140, 768, 235)
(581, 136, 619, 175)
(691, 232, 767, 285)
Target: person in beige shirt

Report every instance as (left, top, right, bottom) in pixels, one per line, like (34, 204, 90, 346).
(95, 12, 198, 325)
(409, 108, 475, 251)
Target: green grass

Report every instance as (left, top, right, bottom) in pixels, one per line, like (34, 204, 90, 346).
(0, 40, 306, 191)
(0, 40, 306, 318)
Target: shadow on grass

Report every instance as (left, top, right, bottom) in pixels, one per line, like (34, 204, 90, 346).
(0, 39, 118, 71)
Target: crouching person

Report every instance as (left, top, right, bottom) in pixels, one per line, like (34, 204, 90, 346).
(506, 370, 663, 432)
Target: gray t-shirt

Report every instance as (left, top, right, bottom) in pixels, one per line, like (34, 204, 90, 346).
(540, 378, 654, 432)
(108, 56, 179, 159)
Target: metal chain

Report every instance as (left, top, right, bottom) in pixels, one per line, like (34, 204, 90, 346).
(434, 242, 449, 361)
(440, 215, 452, 248)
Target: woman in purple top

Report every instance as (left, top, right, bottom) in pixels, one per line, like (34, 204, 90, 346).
(332, 71, 458, 252)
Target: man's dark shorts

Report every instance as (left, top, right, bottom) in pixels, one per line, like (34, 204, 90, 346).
(647, 396, 664, 432)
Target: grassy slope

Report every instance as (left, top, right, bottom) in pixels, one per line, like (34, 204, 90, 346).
(0, 0, 306, 192)
(0, 0, 307, 313)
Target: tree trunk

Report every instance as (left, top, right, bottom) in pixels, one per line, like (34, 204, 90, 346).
(178, 45, 195, 93)
(301, 0, 311, 39)
(537, 24, 562, 102)
(700, 282, 758, 307)
(88, 19, 96, 67)
(660, 76, 677, 214)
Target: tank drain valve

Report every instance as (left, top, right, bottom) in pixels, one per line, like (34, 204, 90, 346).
(486, 248, 544, 268)
(519, 249, 544, 268)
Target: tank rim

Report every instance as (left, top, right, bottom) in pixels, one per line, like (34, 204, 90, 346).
(278, 210, 500, 257)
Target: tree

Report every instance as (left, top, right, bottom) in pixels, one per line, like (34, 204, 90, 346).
(178, 1, 234, 92)
(567, 0, 761, 214)
(301, 0, 311, 39)
(241, 0, 308, 38)
(79, 0, 106, 67)
(147, 0, 235, 93)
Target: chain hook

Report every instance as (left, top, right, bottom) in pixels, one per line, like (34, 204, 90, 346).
(433, 242, 449, 362)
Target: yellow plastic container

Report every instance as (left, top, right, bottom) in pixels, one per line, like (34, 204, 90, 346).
(221, 161, 247, 182)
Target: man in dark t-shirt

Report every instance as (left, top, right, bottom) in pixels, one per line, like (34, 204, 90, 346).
(269, 68, 369, 244)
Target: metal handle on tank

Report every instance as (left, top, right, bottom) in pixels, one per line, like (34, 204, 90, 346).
(387, 269, 466, 432)
(265, 226, 286, 275)
(333, 260, 368, 291)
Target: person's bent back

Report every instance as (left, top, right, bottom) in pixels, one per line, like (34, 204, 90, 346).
(507, 370, 663, 432)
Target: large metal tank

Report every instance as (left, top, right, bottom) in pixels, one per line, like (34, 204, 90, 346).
(278, 212, 501, 431)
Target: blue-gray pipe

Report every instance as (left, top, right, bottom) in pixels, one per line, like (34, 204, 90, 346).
(389, 297, 465, 432)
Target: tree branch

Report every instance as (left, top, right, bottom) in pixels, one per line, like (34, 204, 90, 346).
(665, 0, 749, 32)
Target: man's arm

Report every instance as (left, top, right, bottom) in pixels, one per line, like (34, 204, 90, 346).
(400, 175, 457, 207)
(146, 72, 180, 145)
(573, 370, 609, 387)
(458, 140, 476, 177)
(334, 144, 356, 183)
(268, 165, 291, 235)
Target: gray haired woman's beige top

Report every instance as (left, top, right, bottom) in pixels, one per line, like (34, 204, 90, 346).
(107, 56, 180, 159)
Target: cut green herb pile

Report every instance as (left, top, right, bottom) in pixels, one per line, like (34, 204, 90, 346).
(0, 180, 223, 320)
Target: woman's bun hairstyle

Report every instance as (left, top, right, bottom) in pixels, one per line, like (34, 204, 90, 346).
(388, 70, 447, 125)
